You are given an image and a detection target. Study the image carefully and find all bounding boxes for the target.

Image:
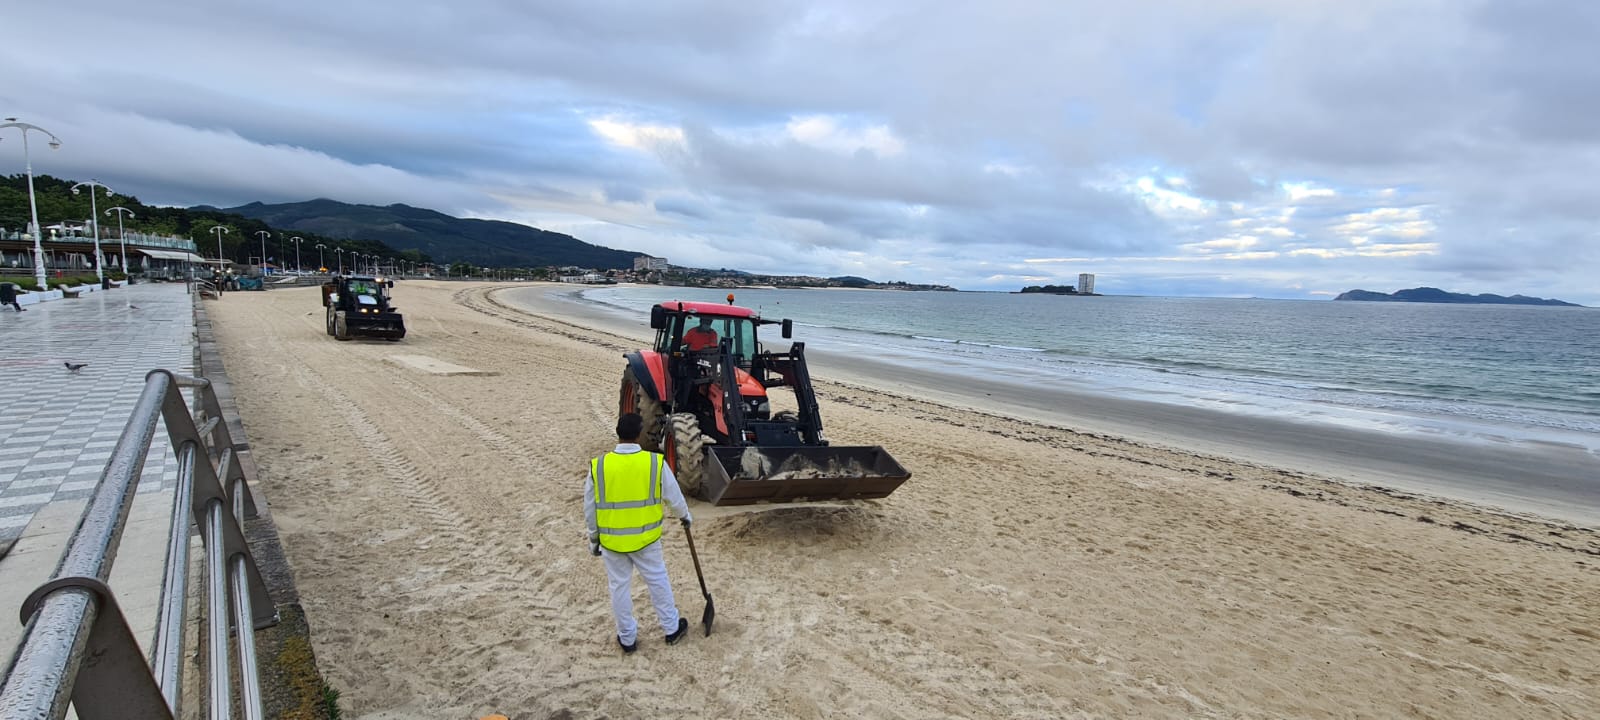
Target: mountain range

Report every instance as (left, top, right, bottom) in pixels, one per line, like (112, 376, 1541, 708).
(1333, 287, 1581, 306)
(215, 199, 643, 269)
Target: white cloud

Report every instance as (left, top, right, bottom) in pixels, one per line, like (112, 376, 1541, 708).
(1132, 176, 1212, 217)
(784, 115, 905, 157)
(1282, 181, 1338, 202)
(587, 117, 686, 151)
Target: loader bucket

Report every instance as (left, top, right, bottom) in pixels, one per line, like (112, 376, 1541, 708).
(346, 312, 407, 340)
(700, 445, 911, 506)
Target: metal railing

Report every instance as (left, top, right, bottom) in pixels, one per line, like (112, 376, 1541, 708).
(0, 370, 278, 720)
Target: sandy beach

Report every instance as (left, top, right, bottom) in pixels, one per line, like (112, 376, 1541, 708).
(208, 281, 1599, 719)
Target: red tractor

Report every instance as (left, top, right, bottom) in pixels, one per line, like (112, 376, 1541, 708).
(621, 297, 910, 505)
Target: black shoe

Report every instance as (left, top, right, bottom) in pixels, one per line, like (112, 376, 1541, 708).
(617, 636, 637, 654)
(665, 618, 689, 645)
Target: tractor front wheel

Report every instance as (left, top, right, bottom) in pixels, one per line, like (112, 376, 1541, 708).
(334, 312, 352, 341)
(668, 413, 706, 497)
(621, 367, 666, 452)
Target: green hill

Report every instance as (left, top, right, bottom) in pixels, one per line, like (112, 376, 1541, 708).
(219, 199, 643, 269)
(1334, 287, 1581, 306)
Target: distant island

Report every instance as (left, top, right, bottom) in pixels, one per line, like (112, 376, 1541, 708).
(1017, 284, 1099, 296)
(1334, 287, 1582, 307)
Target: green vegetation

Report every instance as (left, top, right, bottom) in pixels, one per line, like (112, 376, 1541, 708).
(276, 634, 340, 720)
(225, 198, 635, 269)
(1019, 284, 1079, 294)
(1334, 287, 1581, 306)
(2, 175, 424, 268)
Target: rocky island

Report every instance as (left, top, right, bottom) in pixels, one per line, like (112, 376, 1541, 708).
(1334, 287, 1581, 307)
(1017, 284, 1099, 295)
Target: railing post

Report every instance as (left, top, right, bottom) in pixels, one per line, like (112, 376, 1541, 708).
(151, 441, 198, 715)
(151, 371, 275, 629)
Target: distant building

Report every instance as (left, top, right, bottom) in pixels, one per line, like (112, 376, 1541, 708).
(1078, 273, 1096, 295)
(634, 255, 668, 271)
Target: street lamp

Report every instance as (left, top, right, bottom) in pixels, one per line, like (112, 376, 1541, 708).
(334, 246, 344, 274)
(1, 118, 63, 292)
(105, 206, 134, 274)
(254, 230, 270, 275)
(290, 236, 303, 274)
(71, 179, 114, 282)
(209, 225, 229, 265)
(314, 243, 326, 272)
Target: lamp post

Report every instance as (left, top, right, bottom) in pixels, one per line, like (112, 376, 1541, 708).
(70, 179, 113, 282)
(334, 246, 344, 275)
(209, 225, 229, 267)
(290, 236, 303, 274)
(1, 118, 63, 292)
(106, 206, 134, 273)
(254, 230, 270, 275)
(315, 243, 326, 272)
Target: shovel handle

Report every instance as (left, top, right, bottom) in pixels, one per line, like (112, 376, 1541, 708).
(683, 522, 710, 598)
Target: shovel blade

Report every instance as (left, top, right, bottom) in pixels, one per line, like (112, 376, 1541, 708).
(702, 594, 715, 636)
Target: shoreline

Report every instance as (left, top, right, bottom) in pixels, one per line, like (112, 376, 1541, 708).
(502, 282, 1600, 527)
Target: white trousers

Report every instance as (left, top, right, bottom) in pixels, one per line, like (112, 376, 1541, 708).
(602, 540, 680, 645)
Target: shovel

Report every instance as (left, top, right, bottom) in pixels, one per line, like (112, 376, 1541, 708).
(682, 520, 714, 636)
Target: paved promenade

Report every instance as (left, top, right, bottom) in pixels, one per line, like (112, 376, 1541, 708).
(0, 282, 195, 544)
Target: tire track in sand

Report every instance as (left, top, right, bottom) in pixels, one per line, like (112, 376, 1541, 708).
(283, 359, 571, 610)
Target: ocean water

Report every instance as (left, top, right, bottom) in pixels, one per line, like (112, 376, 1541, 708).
(551, 286, 1600, 454)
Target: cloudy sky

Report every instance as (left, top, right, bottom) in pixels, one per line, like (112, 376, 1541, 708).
(4, 0, 1596, 302)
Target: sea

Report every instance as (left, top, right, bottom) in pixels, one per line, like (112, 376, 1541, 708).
(523, 285, 1600, 457)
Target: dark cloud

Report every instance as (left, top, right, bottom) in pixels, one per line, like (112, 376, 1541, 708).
(652, 196, 711, 219)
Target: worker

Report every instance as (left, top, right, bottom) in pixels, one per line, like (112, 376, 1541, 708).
(0, 281, 24, 312)
(585, 412, 693, 653)
(684, 316, 719, 351)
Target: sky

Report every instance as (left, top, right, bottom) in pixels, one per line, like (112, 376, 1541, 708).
(3, 0, 1597, 302)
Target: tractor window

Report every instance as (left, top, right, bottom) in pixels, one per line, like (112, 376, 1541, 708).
(661, 315, 756, 365)
(722, 318, 757, 366)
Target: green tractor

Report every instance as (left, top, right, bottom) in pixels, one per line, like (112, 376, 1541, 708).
(322, 275, 405, 341)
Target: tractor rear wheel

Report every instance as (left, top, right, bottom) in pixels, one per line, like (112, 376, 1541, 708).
(621, 368, 666, 451)
(668, 413, 706, 496)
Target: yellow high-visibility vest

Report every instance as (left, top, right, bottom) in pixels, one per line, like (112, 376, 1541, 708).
(591, 451, 665, 553)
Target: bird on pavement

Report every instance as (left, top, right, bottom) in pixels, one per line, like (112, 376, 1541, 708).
(64, 362, 88, 373)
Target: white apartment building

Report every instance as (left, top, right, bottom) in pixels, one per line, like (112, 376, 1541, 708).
(634, 255, 669, 271)
(1078, 273, 1096, 294)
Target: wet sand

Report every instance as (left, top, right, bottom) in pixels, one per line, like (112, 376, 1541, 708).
(208, 281, 1599, 719)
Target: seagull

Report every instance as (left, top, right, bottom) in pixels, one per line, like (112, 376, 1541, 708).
(128, 304, 142, 310)
(64, 362, 88, 373)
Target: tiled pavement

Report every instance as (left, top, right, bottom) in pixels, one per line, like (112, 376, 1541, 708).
(0, 282, 196, 543)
